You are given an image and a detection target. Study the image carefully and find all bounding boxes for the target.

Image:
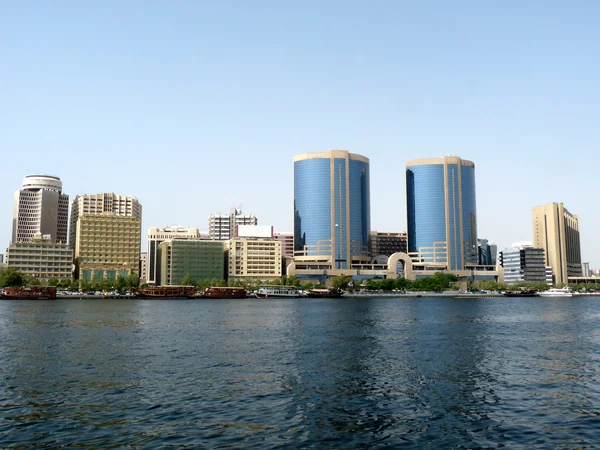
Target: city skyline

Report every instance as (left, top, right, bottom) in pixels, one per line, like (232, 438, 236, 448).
(1, 2, 599, 265)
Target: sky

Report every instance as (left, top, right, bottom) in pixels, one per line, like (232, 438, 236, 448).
(1, 1, 599, 264)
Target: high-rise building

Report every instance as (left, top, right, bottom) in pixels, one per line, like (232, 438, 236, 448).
(226, 238, 282, 280)
(293, 150, 370, 270)
(499, 245, 547, 284)
(406, 156, 477, 270)
(208, 208, 258, 241)
(69, 193, 142, 248)
(12, 175, 69, 244)
(6, 233, 73, 279)
(146, 226, 200, 284)
(478, 238, 497, 266)
(532, 202, 582, 284)
(369, 231, 408, 257)
(157, 240, 224, 286)
(75, 214, 141, 281)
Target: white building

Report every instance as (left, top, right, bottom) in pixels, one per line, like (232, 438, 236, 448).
(12, 175, 69, 244)
(69, 193, 142, 247)
(209, 207, 258, 240)
(146, 226, 201, 284)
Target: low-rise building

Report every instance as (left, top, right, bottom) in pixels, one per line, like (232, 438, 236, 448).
(226, 238, 282, 280)
(499, 245, 547, 284)
(75, 214, 141, 281)
(146, 226, 201, 284)
(157, 240, 224, 286)
(6, 234, 73, 279)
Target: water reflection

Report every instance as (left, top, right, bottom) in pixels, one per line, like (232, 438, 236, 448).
(1, 297, 600, 448)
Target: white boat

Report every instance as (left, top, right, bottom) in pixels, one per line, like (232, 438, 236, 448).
(254, 286, 305, 298)
(538, 287, 573, 298)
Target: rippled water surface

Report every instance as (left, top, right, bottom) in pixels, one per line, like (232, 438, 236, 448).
(1, 297, 600, 448)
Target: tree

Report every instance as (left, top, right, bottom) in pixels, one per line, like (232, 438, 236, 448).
(332, 274, 352, 290)
(181, 273, 194, 286)
(0, 268, 27, 288)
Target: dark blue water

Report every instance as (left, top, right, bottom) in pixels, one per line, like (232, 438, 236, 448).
(1, 297, 600, 448)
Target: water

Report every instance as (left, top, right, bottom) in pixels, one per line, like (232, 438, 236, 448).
(1, 297, 600, 448)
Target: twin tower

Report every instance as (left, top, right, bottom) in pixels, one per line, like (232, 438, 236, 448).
(293, 151, 477, 272)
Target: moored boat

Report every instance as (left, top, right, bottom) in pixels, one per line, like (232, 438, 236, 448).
(203, 286, 247, 299)
(306, 288, 344, 298)
(1, 286, 57, 300)
(503, 289, 538, 297)
(538, 287, 572, 298)
(135, 286, 197, 298)
(255, 286, 305, 298)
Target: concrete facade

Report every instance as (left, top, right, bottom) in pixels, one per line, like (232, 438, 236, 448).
(75, 214, 141, 281)
(532, 202, 582, 284)
(209, 208, 258, 241)
(6, 234, 73, 279)
(274, 232, 294, 258)
(157, 240, 224, 286)
(69, 193, 142, 248)
(146, 226, 200, 284)
(226, 238, 282, 280)
(12, 175, 69, 244)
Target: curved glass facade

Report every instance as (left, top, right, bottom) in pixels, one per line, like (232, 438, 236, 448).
(406, 157, 477, 270)
(294, 151, 370, 269)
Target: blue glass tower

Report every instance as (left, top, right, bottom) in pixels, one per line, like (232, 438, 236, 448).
(406, 156, 478, 270)
(294, 151, 370, 269)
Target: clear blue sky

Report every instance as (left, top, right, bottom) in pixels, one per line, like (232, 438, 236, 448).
(1, 1, 599, 265)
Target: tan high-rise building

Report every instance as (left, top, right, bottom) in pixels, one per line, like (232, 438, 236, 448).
(69, 193, 142, 248)
(75, 214, 141, 281)
(532, 202, 582, 284)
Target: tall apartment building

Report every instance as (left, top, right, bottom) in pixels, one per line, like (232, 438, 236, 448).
(294, 150, 371, 271)
(157, 240, 224, 286)
(6, 233, 73, 279)
(406, 156, 478, 270)
(499, 245, 547, 284)
(532, 202, 582, 284)
(209, 208, 258, 241)
(69, 193, 142, 248)
(75, 214, 141, 281)
(369, 231, 408, 257)
(226, 238, 282, 280)
(12, 175, 69, 244)
(146, 226, 200, 284)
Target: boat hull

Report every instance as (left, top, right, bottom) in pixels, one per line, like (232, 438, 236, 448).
(203, 287, 247, 299)
(1, 287, 57, 300)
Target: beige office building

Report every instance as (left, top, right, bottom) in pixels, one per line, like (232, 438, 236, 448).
(226, 238, 282, 280)
(75, 214, 141, 281)
(532, 202, 582, 284)
(69, 193, 142, 248)
(6, 233, 73, 279)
